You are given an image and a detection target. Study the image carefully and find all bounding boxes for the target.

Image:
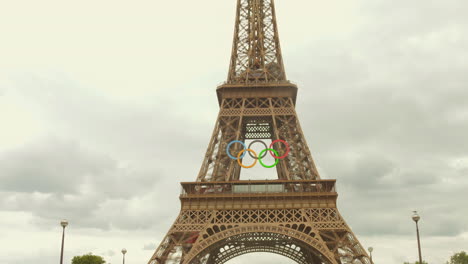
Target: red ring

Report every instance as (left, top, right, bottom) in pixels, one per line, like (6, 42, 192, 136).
(269, 139, 290, 159)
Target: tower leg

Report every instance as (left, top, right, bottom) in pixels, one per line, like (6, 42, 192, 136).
(148, 208, 371, 264)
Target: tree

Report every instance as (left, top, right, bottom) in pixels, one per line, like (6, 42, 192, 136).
(404, 262, 428, 264)
(447, 251, 468, 264)
(72, 253, 106, 264)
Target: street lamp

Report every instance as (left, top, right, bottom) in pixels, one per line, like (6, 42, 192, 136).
(121, 248, 127, 264)
(368, 247, 374, 264)
(60, 219, 69, 264)
(412, 211, 423, 264)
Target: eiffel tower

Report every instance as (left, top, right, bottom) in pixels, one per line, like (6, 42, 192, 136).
(148, 0, 372, 263)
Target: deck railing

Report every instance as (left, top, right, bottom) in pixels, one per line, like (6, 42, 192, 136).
(180, 180, 336, 196)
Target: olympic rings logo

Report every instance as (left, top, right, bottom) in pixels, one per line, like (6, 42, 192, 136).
(226, 139, 290, 168)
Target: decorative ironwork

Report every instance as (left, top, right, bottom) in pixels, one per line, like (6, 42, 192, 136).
(147, 0, 372, 263)
(227, 0, 286, 84)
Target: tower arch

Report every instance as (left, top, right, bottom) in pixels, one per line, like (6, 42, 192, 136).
(184, 225, 336, 264)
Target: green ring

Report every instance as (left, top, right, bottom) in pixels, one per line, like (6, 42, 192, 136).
(258, 149, 280, 168)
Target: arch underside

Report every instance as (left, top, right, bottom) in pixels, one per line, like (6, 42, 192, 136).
(194, 232, 330, 264)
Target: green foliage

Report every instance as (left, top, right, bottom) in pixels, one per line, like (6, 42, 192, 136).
(403, 261, 428, 264)
(447, 251, 468, 264)
(71, 254, 106, 264)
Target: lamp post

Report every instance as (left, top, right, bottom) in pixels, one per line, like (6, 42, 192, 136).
(121, 248, 127, 264)
(368, 247, 374, 264)
(59, 220, 69, 264)
(412, 211, 423, 264)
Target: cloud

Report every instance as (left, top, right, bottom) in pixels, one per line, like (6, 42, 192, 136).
(0, 136, 162, 197)
(101, 250, 116, 257)
(0, 136, 174, 230)
(143, 243, 156, 251)
(0, 137, 113, 194)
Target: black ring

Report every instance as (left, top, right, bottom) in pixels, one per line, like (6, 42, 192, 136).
(247, 140, 269, 159)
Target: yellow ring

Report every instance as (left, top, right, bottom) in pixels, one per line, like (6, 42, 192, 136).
(237, 149, 258, 168)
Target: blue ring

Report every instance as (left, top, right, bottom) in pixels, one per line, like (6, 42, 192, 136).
(226, 140, 247, 160)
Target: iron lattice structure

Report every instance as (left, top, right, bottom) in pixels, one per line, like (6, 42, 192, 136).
(228, 0, 286, 83)
(147, 0, 372, 263)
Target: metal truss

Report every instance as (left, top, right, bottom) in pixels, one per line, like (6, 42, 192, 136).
(202, 233, 325, 264)
(228, 0, 286, 84)
(148, 208, 372, 264)
(147, 0, 372, 263)
(197, 97, 319, 182)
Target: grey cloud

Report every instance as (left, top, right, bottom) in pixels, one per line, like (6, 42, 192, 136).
(143, 243, 156, 251)
(0, 137, 161, 197)
(0, 71, 207, 231)
(101, 250, 116, 257)
(0, 137, 113, 194)
(8, 72, 216, 166)
(3, 254, 57, 264)
(0, 136, 173, 230)
(0, 187, 177, 231)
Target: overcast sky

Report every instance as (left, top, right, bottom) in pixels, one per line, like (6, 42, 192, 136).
(0, 0, 467, 264)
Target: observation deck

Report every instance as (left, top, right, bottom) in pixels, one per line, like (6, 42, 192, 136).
(216, 81, 298, 106)
(180, 180, 338, 210)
